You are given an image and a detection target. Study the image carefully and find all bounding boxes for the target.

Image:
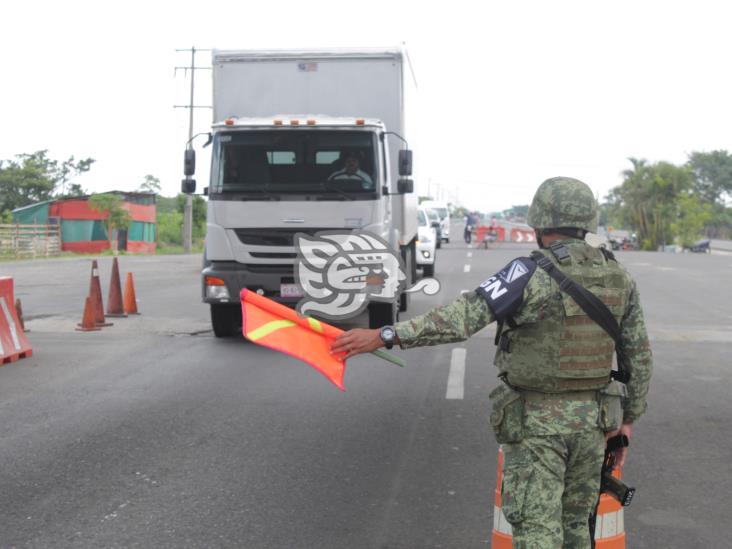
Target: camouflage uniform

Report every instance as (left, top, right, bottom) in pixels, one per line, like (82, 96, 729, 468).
(394, 178, 653, 549)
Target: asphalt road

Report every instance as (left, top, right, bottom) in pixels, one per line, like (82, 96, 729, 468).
(1, 240, 731, 548)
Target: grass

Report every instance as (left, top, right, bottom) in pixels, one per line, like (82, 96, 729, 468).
(0, 241, 205, 262)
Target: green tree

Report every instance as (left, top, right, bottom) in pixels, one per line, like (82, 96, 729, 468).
(157, 211, 184, 246)
(671, 194, 713, 248)
(704, 203, 732, 239)
(138, 174, 162, 194)
(0, 150, 94, 211)
(501, 204, 529, 220)
(687, 150, 732, 204)
(89, 193, 132, 252)
(607, 158, 692, 250)
(176, 193, 206, 237)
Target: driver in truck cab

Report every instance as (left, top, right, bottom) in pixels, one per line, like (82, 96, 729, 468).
(328, 151, 374, 190)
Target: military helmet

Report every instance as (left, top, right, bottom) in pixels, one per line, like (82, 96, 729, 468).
(527, 177, 598, 233)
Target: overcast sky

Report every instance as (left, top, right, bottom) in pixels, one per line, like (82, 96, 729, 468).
(2, 0, 731, 212)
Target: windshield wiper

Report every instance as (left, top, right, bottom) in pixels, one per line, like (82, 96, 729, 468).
(320, 181, 356, 201)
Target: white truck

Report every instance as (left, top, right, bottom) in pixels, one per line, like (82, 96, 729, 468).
(182, 48, 418, 336)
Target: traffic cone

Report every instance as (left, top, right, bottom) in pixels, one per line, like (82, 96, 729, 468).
(123, 272, 140, 315)
(76, 296, 101, 332)
(89, 260, 112, 327)
(15, 298, 28, 332)
(106, 257, 127, 317)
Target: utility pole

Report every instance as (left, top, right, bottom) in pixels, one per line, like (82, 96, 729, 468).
(174, 47, 211, 253)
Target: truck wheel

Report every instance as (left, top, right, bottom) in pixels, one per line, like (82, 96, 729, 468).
(368, 302, 397, 329)
(423, 263, 435, 277)
(445, 238, 450, 244)
(211, 304, 241, 338)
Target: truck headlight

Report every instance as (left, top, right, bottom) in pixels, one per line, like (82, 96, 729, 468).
(205, 276, 230, 300)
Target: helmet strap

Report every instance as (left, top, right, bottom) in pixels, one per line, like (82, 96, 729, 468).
(535, 229, 546, 248)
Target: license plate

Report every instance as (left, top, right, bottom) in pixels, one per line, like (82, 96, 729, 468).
(280, 283, 304, 298)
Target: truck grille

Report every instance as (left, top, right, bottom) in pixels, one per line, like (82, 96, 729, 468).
(234, 228, 343, 247)
(244, 263, 295, 274)
(249, 252, 297, 259)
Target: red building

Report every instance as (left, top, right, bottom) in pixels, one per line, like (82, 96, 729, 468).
(12, 192, 157, 254)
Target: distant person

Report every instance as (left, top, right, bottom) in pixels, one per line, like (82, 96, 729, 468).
(328, 152, 374, 190)
(464, 212, 475, 243)
(488, 216, 499, 239)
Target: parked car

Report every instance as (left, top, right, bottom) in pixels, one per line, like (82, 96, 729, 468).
(690, 239, 711, 253)
(424, 207, 442, 249)
(421, 200, 450, 244)
(416, 209, 437, 277)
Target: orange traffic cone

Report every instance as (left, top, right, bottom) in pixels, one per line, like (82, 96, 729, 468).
(106, 257, 127, 317)
(89, 260, 112, 327)
(123, 272, 140, 315)
(76, 296, 101, 332)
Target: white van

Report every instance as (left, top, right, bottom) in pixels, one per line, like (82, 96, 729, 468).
(421, 200, 450, 244)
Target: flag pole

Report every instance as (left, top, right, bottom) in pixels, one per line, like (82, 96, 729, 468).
(371, 349, 406, 368)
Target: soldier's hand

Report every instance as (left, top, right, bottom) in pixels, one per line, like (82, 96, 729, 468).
(605, 422, 633, 469)
(331, 329, 383, 359)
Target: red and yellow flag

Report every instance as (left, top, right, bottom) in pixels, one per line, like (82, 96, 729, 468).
(240, 289, 347, 390)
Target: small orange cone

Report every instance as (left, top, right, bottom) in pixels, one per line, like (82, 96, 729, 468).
(89, 260, 112, 327)
(106, 257, 127, 317)
(123, 272, 140, 315)
(76, 296, 101, 332)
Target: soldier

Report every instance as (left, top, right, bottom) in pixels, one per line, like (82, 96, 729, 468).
(332, 177, 653, 549)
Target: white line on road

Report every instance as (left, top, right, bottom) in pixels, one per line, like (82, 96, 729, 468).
(446, 348, 466, 399)
(460, 289, 469, 295)
(464, 264, 471, 273)
(467, 252, 473, 258)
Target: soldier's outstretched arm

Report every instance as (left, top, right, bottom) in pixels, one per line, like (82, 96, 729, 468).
(394, 291, 495, 348)
(330, 292, 494, 359)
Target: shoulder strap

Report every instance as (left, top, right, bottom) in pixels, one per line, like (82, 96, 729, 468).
(530, 250, 628, 383)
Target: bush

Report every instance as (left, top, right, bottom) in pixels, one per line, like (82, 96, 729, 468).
(157, 211, 183, 246)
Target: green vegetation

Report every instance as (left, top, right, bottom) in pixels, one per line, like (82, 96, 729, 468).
(89, 193, 132, 252)
(604, 150, 732, 250)
(0, 150, 94, 214)
(155, 193, 206, 249)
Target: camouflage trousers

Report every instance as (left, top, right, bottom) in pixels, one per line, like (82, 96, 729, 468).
(502, 430, 605, 549)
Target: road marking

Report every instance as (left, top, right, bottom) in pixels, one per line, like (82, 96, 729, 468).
(467, 252, 473, 258)
(461, 289, 469, 295)
(464, 264, 471, 273)
(446, 348, 466, 399)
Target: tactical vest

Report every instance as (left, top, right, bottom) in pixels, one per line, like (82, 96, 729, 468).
(495, 242, 630, 392)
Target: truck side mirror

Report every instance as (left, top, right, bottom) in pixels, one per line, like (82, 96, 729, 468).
(181, 177, 196, 194)
(398, 149, 413, 176)
(397, 178, 414, 194)
(184, 149, 196, 177)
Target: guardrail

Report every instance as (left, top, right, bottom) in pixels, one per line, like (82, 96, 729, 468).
(0, 224, 61, 259)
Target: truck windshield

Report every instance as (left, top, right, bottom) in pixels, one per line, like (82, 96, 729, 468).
(210, 130, 379, 200)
